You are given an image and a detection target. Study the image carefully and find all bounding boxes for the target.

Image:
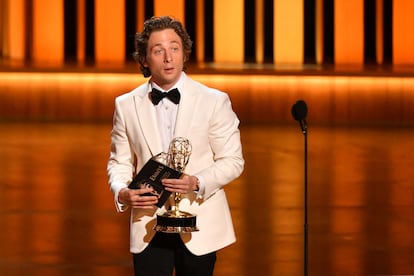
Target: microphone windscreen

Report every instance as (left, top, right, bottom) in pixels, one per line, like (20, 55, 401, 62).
(291, 100, 307, 121)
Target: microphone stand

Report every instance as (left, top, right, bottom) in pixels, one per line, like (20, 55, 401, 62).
(292, 100, 309, 276)
(301, 120, 308, 276)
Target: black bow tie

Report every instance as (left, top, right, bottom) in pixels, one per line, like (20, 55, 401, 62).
(150, 88, 181, 105)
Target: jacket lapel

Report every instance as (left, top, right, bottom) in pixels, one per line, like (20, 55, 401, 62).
(133, 84, 163, 157)
(174, 77, 197, 138)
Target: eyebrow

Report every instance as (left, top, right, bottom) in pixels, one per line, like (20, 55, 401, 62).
(151, 40, 181, 47)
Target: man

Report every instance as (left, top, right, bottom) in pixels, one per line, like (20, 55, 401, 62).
(107, 16, 244, 276)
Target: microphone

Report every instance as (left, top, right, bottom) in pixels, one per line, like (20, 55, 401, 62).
(291, 100, 308, 134)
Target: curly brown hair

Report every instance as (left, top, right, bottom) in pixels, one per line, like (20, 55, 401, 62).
(133, 16, 193, 77)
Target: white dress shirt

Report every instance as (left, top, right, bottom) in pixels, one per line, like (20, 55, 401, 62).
(150, 73, 184, 152)
(151, 72, 204, 197)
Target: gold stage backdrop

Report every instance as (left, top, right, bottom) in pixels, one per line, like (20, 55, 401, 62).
(1, 0, 414, 125)
(1, 0, 414, 65)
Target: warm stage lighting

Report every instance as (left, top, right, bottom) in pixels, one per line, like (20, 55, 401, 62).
(1, 72, 414, 124)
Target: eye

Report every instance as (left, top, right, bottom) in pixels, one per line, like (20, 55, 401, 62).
(153, 48, 164, 55)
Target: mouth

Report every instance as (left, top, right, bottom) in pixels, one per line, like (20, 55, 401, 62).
(164, 67, 175, 73)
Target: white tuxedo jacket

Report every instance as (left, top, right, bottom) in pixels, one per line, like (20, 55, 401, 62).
(107, 73, 244, 255)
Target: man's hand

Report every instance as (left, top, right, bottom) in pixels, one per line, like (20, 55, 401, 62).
(118, 187, 158, 209)
(162, 175, 199, 194)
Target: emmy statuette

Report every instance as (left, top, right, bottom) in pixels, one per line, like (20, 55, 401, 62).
(153, 137, 199, 233)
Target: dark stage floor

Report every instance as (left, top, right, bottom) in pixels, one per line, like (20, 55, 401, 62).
(0, 122, 413, 276)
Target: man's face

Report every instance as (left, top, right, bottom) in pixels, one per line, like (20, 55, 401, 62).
(144, 28, 185, 91)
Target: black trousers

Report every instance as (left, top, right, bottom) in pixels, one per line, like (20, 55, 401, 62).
(132, 232, 216, 276)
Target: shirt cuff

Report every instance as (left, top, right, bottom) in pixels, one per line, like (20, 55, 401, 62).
(194, 175, 205, 199)
(111, 182, 129, 212)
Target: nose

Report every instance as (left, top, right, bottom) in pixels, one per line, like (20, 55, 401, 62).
(164, 51, 172, 63)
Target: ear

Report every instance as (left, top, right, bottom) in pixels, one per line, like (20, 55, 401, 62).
(141, 56, 148, 67)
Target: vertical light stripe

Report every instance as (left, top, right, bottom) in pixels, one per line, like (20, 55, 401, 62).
(334, 0, 364, 64)
(95, 0, 125, 64)
(0, 0, 8, 56)
(6, 0, 25, 60)
(255, 0, 264, 63)
(393, 0, 414, 64)
(195, 0, 205, 62)
(32, 0, 64, 64)
(77, 0, 85, 64)
(154, 0, 185, 23)
(214, 0, 244, 63)
(376, 0, 383, 64)
(136, 0, 146, 32)
(274, 0, 304, 64)
(315, 0, 324, 64)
